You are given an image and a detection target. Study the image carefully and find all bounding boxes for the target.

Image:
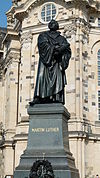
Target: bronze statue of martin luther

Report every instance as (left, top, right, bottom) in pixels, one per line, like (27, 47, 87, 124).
(30, 20, 71, 105)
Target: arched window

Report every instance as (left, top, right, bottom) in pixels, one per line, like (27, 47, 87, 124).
(40, 3, 57, 23)
(97, 49, 100, 86)
(97, 49, 100, 120)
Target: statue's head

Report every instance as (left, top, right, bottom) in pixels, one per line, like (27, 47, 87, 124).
(48, 20, 59, 31)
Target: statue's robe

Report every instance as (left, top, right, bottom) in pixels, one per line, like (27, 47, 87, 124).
(34, 30, 71, 104)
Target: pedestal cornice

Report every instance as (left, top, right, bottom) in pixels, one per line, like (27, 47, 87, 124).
(27, 103, 70, 119)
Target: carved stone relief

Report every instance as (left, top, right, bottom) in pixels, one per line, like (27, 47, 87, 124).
(63, 22, 77, 42)
(64, 23, 77, 37)
(21, 32, 33, 49)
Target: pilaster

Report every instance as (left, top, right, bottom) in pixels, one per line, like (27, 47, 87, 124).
(19, 31, 33, 122)
(64, 16, 90, 178)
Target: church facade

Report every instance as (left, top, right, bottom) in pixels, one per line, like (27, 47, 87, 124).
(0, 0, 100, 177)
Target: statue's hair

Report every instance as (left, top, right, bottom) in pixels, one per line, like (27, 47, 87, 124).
(48, 19, 59, 31)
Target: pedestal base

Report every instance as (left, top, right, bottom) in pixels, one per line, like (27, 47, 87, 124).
(14, 103, 79, 178)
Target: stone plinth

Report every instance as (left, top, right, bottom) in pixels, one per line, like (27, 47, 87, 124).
(14, 103, 79, 178)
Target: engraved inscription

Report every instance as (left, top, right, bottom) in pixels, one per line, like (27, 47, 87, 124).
(32, 127, 59, 133)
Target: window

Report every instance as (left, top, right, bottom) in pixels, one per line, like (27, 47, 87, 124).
(40, 3, 57, 23)
(98, 18, 100, 27)
(89, 16, 95, 23)
(98, 50, 100, 120)
(98, 91, 100, 120)
(98, 49, 100, 86)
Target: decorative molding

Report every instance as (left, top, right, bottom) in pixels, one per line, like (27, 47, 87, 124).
(73, 0, 100, 12)
(3, 30, 19, 44)
(21, 31, 33, 42)
(13, 0, 100, 21)
(80, 23, 90, 36)
(21, 31, 33, 49)
(91, 40, 100, 53)
(0, 50, 20, 74)
(0, 122, 3, 134)
(64, 23, 77, 37)
(7, 52, 20, 63)
(64, 18, 90, 40)
(6, 6, 16, 29)
(0, 122, 5, 146)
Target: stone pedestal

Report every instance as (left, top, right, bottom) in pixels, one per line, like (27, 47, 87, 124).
(14, 103, 79, 178)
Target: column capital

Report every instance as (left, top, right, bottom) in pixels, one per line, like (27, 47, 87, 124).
(21, 31, 33, 45)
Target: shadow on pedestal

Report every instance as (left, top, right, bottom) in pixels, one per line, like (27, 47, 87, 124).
(14, 103, 80, 178)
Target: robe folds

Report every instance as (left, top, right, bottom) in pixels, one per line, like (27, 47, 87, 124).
(34, 30, 71, 103)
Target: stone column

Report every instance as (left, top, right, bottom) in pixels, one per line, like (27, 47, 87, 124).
(2, 50, 20, 176)
(19, 31, 33, 122)
(4, 52, 20, 131)
(64, 22, 76, 119)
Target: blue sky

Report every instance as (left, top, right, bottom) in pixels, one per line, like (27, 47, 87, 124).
(0, 0, 12, 27)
